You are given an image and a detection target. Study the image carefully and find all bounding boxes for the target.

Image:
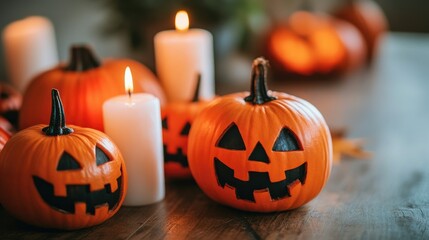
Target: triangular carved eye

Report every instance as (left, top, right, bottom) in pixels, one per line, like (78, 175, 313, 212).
(96, 147, 111, 166)
(57, 152, 81, 171)
(180, 122, 191, 135)
(272, 127, 302, 151)
(216, 123, 246, 150)
(162, 117, 168, 129)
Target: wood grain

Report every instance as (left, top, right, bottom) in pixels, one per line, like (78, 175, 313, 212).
(1, 33, 429, 239)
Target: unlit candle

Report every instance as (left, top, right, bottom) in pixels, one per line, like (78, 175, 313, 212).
(2, 16, 58, 92)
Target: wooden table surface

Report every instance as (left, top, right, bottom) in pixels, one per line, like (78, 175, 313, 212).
(1, 33, 429, 239)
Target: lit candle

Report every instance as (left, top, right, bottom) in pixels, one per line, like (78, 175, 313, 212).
(154, 10, 214, 102)
(2, 16, 58, 92)
(103, 67, 165, 206)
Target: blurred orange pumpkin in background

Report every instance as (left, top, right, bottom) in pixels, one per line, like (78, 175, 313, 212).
(266, 11, 366, 76)
(334, 0, 388, 61)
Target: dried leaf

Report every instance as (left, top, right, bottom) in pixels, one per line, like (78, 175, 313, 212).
(331, 128, 372, 163)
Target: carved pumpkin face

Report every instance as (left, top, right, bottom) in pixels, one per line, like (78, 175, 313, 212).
(161, 75, 209, 178)
(214, 123, 307, 203)
(162, 102, 207, 178)
(188, 58, 332, 212)
(0, 90, 127, 230)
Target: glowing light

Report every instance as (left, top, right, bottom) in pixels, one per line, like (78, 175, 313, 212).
(175, 10, 189, 31)
(124, 66, 133, 97)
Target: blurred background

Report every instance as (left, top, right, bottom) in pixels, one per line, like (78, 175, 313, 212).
(0, 0, 427, 129)
(0, 0, 427, 81)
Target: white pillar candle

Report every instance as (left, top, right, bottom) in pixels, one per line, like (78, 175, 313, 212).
(103, 67, 165, 206)
(154, 10, 214, 102)
(2, 16, 58, 93)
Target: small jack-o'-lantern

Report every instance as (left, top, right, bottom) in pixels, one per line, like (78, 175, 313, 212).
(162, 74, 210, 178)
(188, 58, 332, 212)
(334, 0, 387, 61)
(0, 89, 127, 230)
(20, 45, 166, 131)
(266, 11, 366, 76)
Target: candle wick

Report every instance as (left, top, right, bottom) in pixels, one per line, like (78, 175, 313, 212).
(128, 89, 132, 99)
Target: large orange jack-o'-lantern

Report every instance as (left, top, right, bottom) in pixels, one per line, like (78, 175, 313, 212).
(188, 58, 332, 212)
(0, 89, 127, 230)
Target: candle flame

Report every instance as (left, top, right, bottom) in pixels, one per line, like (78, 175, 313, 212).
(175, 10, 189, 31)
(124, 66, 133, 97)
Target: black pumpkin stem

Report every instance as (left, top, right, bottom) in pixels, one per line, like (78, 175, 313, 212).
(65, 45, 100, 71)
(191, 73, 201, 102)
(244, 57, 276, 105)
(42, 89, 74, 136)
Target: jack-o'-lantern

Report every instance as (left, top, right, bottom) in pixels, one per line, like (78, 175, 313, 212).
(266, 11, 366, 76)
(0, 89, 127, 230)
(162, 75, 210, 178)
(188, 58, 332, 212)
(20, 45, 166, 131)
(334, 0, 387, 61)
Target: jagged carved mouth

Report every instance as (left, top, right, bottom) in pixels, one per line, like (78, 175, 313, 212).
(33, 175, 122, 215)
(214, 158, 307, 202)
(163, 144, 188, 167)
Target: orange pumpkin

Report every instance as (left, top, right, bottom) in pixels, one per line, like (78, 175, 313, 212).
(20, 45, 166, 131)
(0, 89, 127, 230)
(334, 0, 387, 61)
(266, 11, 366, 76)
(188, 58, 332, 212)
(162, 75, 210, 178)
